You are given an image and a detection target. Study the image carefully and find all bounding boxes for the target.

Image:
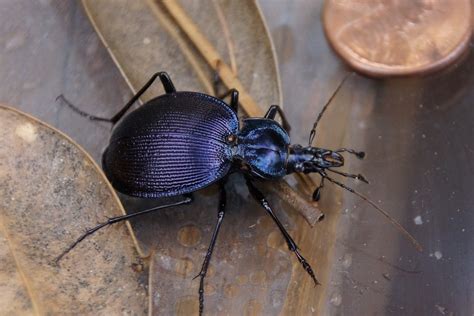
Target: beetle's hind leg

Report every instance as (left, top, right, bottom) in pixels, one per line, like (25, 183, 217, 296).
(56, 71, 176, 125)
(194, 180, 227, 315)
(264, 105, 291, 134)
(55, 94, 114, 123)
(245, 177, 320, 285)
(55, 194, 192, 264)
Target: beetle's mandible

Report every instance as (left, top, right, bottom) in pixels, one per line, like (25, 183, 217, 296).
(56, 71, 421, 315)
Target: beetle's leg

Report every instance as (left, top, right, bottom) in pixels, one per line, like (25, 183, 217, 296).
(219, 89, 239, 113)
(312, 177, 325, 201)
(327, 169, 369, 184)
(55, 194, 193, 264)
(264, 105, 291, 133)
(336, 148, 365, 159)
(245, 178, 320, 285)
(212, 59, 224, 96)
(56, 71, 176, 125)
(194, 180, 227, 316)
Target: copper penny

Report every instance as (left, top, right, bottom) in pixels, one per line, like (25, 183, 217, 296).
(323, 0, 472, 77)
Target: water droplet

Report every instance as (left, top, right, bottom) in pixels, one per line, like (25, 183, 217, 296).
(175, 296, 198, 315)
(245, 299, 262, 315)
(330, 292, 342, 306)
(224, 284, 239, 298)
(204, 284, 216, 295)
(175, 258, 194, 277)
(177, 225, 202, 247)
(236, 274, 249, 285)
(342, 253, 352, 268)
(413, 216, 423, 225)
(267, 231, 285, 249)
(250, 271, 266, 285)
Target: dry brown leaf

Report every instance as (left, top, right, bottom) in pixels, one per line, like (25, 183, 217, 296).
(0, 105, 147, 314)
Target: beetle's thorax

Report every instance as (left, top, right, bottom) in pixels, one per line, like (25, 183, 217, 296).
(233, 118, 290, 179)
(287, 144, 344, 174)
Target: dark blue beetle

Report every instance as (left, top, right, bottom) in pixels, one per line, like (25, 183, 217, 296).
(57, 72, 420, 315)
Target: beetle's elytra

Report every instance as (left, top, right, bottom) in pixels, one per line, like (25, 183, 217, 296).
(56, 71, 421, 315)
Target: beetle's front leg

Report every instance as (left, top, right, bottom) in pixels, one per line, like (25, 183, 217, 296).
(264, 105, 291, 134)
(245, 177, 320, 285)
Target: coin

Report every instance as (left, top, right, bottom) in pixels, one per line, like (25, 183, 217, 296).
(323, 0, 472, 77)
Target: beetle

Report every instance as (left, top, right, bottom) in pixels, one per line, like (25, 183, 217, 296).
(56, 71, 421, 315)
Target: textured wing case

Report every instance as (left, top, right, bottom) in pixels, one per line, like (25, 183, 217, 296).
(103, 92, 239, 198)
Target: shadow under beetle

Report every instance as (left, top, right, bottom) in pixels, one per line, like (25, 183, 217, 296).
(56, 71, 421, 315)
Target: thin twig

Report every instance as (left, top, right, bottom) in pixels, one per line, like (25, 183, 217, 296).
(211, 0, 238, 75)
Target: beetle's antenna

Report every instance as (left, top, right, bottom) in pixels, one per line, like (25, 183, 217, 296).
(308, 72, 353, 146)
(320, 172, 423, 252)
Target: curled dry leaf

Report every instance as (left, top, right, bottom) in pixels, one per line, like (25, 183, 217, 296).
(0, 105, 147, 315)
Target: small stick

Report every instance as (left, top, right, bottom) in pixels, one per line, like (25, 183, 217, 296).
(211, 0, 238, 75)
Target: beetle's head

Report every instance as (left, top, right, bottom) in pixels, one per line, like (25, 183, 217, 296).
(287, 145, 347, 173)
(287, 144, 367, 201)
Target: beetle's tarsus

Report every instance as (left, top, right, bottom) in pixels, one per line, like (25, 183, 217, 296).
(295, 249, 320, 286)
(56, 71, 177, 125)
(327, 168, 369, 184)
(56, 94, 114, 123)
(336, 147, 365, 159)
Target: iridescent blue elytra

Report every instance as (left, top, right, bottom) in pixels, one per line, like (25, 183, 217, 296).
(103, 92, 239, 198)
